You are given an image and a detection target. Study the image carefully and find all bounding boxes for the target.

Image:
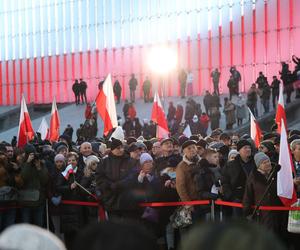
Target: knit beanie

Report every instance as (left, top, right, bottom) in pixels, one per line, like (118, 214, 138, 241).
(140, 153, 153, 165)
(85, 155, 100, 167)
(110, 138, 123, 150)
(228, 149, 239, 159)
(260, 140, 275, 152)
(54, 154, 65, 162)
(236, 139, 252, 151)
(254, 152, 270, 168)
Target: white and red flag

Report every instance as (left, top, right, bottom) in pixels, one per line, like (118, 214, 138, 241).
(151, 92, 169, 138)
(248, 108, 262, 148)
(49, 97, 60, 142)
(95, 74, 118, 136)
(62, 165, 77, 180)
(275, 83, 287, 133)
(277, 119, 297, 206)
(38, 117, 50, 140)
(17, 95, 35, 147)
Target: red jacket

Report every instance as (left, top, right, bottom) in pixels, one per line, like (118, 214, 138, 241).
(200, 114, 210, 129)
(128, 106, 137, 120)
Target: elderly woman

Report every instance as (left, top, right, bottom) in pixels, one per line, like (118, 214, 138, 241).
(243, 152, 286, 236)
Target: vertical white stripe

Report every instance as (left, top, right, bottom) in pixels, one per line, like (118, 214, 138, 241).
(129, 0, 133, 45)
(95, 0, 99, 49)
(25, 1, 30, 59)
(63, 0, 67, 54)
(208, 1, 212, 31)
(70, 0, 75, 53)
(17, 0, 23, 59)
(186, 0, 190, 36)
(176, 0, 181, 39)
(78, 0, 82, 51)
(229, 0, 233, 21)
(252, 0, 256, 10)
(86, 0, 90, 50)
(103, 0, 107, 48)
(120, 0, 124, 46)
(138, 0, 142, 45)
(240, 0, 245, 16)
(40, 0, 44, 57)
(112, 0, 115, 47)
(32, 0, 37, 58)
(4, 0, 9, 60)
(55, 0, 59, 55)
(47, 2, 52, 56)
(219, 0, 223, 26)
(11, 1, 16, 60)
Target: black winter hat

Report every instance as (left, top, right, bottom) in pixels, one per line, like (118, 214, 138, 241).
(178, 135, 188, 146)
(196, 139, 207, 149)
(111, 138, 123, 150)
(182, 140, 197, 151)
(236, 139, 252, 151)
(53, 142, 68, 153)
(161, 138, 174, 146)
(24, 143, 37, 154)
(127, 137, 137, 145)
(260, 140, 275, 152)
(190, 135, 199, 141)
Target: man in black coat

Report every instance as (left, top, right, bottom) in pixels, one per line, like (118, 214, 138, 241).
(271, 76, 280, 109)
(72, 79, 80, 105)
(203, 91, 212, 115)
(142, 77, 151, 103)
(221, 139, 255, 217)
(129, 74, 138, 103)
(211, 68, 221, 96)
(113, 79, 122, 104)
(79, 78, 88, 104)
(95, 138, 136, 218)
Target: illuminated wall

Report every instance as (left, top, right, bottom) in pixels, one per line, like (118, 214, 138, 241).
(0, 0, 299, 105)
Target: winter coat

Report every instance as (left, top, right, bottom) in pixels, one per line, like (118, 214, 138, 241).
(167, 105, 176, 121)
(261, 83, 271, 101)
(142, 80, 151, 94)
(221, 155, 255, 202)
(129, 77, 138, 90)
(199, 114, 210, 130)
(95, 152, 136, 211)
(247, 88, 258, 106)
(20, 161, 49, 207)
(210, 107, 221, 131)
(203, 94, 212, 110)
(189, 121, 202, 135)
(184, 103, 195, 122)
(194, 159, 221, 200)
(128, 106, 136, 120)
(236, 98, 247, 119)
(123, 120, 134, 137)
(154, 154, 182, 176)
(56, 167, 85, 233)
(122, 103, 130, 118)
(72, 82, 80, 95)
(224, 102, 236, 125)
(175, 105, 184, 123)
(176, 156, 199, 201)
(271, 79, 280, 96)
(113, 80, 122, 96)
(243, 168, 287, 234)
(79, 80, 87, 93)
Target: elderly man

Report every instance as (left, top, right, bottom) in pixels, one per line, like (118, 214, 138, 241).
(96, 138, 135, 218)
(221, 139, 256, 217)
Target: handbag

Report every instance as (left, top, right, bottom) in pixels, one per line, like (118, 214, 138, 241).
(288, 199, 300, 233)
(0, 186, 18, 203)
(170, 206, 193, 229)
(18, 189, 40, 202)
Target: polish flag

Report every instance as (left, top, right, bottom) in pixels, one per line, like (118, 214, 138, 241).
(17, 95, 35, 147)
(248, 108, 262, 148)
(49, 97, 60, 142)
(183, 124, 192, 138)
(275, 83, 287, 133)
(277, 119, 297, 206)
(38, 117, 50, 140)
(151, 92, 169, 138)
(62, 165, 77, 180)
(95, 74, 118, 136)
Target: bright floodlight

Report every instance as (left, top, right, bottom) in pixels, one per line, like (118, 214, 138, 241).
(147, 46, 177, 75)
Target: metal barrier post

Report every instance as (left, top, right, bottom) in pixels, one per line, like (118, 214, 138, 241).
(220, 205, 223, 222)
(211, 200, 215, 221)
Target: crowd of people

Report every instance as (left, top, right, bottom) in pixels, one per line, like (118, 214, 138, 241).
(1, 119, 300, 249)
(1, 56, 300, 250)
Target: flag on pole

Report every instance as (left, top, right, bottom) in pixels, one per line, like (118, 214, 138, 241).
(151, 92, 169, 138)
(95, 74, 118, 136)
(277, 119, 297, 206)
(17, 95, 35, 147)
(275, 83, 287, 133)
(183, 124, 192, 138)
(61, 165, 77, 180)
(49, 97, 60, 142)
(248, 108, 262, 148)
(38, 117, 50, 140)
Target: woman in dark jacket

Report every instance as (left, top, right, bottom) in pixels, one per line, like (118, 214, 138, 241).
(56, 152, 84, 249)
(243, 152, 287, 236)
(20, 144, 49, 227)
